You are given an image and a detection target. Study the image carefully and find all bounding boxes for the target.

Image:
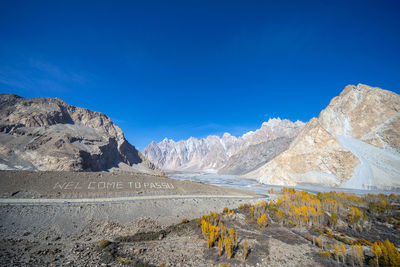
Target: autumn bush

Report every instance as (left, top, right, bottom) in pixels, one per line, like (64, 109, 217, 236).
(317, 235, 323, 248)
(371, 241, 383, 266)
(243, 240, 248, 260)
(200, 211, 239, 260)
(319, 250, 332, 258)
(329, 212, 338, 228)
(354, 238, 372, 246)
(333, 243, 340, 262)
(257, 214, 268, 228)
(380, 239, 400, 267)
(99, 239, 110, 249)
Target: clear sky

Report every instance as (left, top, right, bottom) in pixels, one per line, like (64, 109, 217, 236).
(1, 0, 400, 150)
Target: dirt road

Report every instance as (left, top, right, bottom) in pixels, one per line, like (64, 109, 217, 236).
(0, 194, 258, 205)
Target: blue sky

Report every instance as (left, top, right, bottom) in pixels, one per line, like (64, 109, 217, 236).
(1, 0, 400, 150)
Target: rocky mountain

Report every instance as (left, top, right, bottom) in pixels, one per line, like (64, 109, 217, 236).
(244, 84, 400, 190)
(143, 118, 305, 172)
(218, 137, 294, 175)
(0, 94, 157, 173)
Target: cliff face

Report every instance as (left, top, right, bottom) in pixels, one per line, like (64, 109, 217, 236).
(0, 94, 156, 172)
(244, 84, 400, 190)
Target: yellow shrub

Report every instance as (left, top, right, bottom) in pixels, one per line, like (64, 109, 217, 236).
(333, 243, 340, 262)
(353, 245, 364, 266)
(201, 218, 219, 248)
(319, 251, 332, 258)
(330, 212, 338, 227)
(223, 207, 230, 215)
(340, 244, 347, 264)
(224, 236, 233, 259)
(218, 236, 223, 256)
(317, 235, 323, 248)
(250, 207, 254, 217)
(381, 239, 400, 267)
(348, 207, 365, 227)
(269, 188, 274, 194)
(371, 241, 383, 266)
(243, 240, 248, 260)
(257, 214, 268, 228)
(354, 238, 372, 246)
(276, 210, 285, 221)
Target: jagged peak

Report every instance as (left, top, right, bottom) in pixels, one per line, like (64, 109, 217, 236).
(161, 137, 174, 143)
(261, 117, 304, 128)
(187, 136, 200, 143)
(222, 132, 231, 138)
(262, 117, 281, 126)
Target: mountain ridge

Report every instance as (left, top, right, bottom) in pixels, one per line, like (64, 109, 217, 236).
(244, 84, 400, 190)
(0, 94, 157, 173)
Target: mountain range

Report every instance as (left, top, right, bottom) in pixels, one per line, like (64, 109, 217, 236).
(144, 84, 400, 190)
(1, 83, 399, 190)
(143, 118, 305, 174)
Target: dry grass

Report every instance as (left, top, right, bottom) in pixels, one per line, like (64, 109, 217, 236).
(99, 239, 110, 249)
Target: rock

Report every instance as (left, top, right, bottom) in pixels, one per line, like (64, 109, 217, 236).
(0, 94, 158, 173)
(244, 84, 400, 190)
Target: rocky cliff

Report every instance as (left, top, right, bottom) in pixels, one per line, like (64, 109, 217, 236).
(143, 118, 304, 172)
(244, 84, 400, 190)
(0, 94, 157, 173)
(218, 137, 294, 175)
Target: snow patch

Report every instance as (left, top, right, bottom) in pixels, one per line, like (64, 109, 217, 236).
(0, 163, 14, 170)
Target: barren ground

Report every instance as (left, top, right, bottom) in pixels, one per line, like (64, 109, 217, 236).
(2, 171, 393, 266)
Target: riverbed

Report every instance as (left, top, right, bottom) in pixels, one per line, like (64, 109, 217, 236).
(169, 173, 399, 195)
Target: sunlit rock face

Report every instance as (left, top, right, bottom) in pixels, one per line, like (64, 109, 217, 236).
(0, 94, 156, 173)
(244, 84, 400, 190)
(143, 118, 305, 173)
